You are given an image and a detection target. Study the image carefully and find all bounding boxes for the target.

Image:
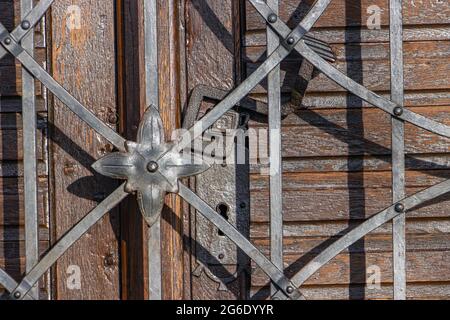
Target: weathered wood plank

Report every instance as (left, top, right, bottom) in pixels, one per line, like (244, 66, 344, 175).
(245, 41, 450, 63)
(251, 186, 450, 222)
(253, 233, 450, 254)
(248, 107, 450, 158)
(248, 90, 450, 110)
(245, 26, 450, 46)
(250, 154, 450, 174)
(251, 250, 450, 286)
(0, 128, 45, 160)
(245, 0, 450, 30)
(246, 45, 450, 93)
(251, 170, 450, 191)
(158, 0, 185, 301)
(50, 0, 121, 300)
(251, 282, 450, 300)
(185, 0, 248, 300)
(251, 218, 450, 239)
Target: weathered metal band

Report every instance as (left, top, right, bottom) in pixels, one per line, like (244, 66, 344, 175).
(0, 0, 55, 60)
(0, 23, 127, 151)
(21, 0, 40, 300)
(165, 0, 332, 161)
(0, 269, 19, 295)
(266, 0, 283, 296)
(248, 1, 450, 139)
(10, 184, 129, 299)
(270, 179, 450, 299)
(178, 183, 303, 300)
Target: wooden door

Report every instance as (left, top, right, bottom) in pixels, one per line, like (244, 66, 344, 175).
(1, 0, 449, 300)
(182, 0, 450, 300)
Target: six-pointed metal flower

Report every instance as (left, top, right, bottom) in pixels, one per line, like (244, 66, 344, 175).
(92, 106, 210, 226)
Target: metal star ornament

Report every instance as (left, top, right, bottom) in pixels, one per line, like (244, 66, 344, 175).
(92, 105, 210, 226)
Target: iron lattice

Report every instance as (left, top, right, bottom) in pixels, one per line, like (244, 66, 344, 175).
(0, 0, 449, 300)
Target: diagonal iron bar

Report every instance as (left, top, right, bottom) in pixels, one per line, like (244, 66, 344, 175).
(390, 0, 406, 300)
(248, 0, 450, 139)
(271, 179, 450, 299)
(0, 23, 127, 151)
(161, 0, 333, 161)
(10, 184, 129, 300)
(0, 0, 55, 60)
(178, 183, 302, 300)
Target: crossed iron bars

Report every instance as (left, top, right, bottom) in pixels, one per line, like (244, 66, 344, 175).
(0, 0, 449, 300)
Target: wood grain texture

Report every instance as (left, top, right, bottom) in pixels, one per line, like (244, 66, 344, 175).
(158, 0, 185, 300)
(245, 0, 450, 30)
(117, 0, 148, 300)
(50, 0, 120, 300)
(184, 0, 249, 300)
(243, 0, 450, 299)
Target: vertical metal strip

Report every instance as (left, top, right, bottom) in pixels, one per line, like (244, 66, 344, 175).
(21, 0, 39, 300)
(266, 0, 283, 296)
(144, 0, 162, 300)
(390, 0, 406, 300)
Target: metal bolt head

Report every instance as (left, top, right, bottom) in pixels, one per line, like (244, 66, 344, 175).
(286, 37, 295, 45)
(268, 14, 278, 23)
(4, 38, 11, 45)
(393, 107, 404, 116)
(286, 286, 294, 294)
(147, 161, 159, 173)
(108, 113, 118, 125)
(13, 291, 21, 299)
(395, 203, 405, 213)
(21, 20, 31, 30)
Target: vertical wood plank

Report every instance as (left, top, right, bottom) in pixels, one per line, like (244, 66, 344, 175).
(158, 0, 184, 300)
(184, 0, 248, 300)
(50, 0, 120, 299)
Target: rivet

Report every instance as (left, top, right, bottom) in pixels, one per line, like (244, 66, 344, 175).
(13, 292, 21, 299)
(268, 14, 278, 23)
(286, 37, 295, 45)
(286, 286, 294, 294)
(21, 20, 31, 30)
(104, 254, 115, 267)
(147, 161, 159, 173)
(4, 38, 11, 45)
(63, 163, 75, 176)
(395, 203, 405, 213)
(218, 254, 225, 260)
(393, 107, 404, 116)
(108, 113, 118, 125)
